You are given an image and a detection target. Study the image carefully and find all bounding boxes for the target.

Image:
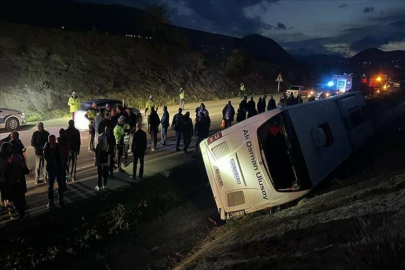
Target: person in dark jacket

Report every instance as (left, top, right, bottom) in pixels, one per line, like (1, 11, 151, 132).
(236, 103, 246, 122)
(171, 108, 184, 151)
(98, 114, 115, 177)
(262, 94, 267, 110)
(130, 122, 147, 180)
(195, 111, 210, 155)
(160, 106, 170, 145)
(31, 122, 50, 184)
(257, 97, 265, 114)
(182, 112, 193, 153)
(222, 101, 235, 128)
(247, 97, 257, 118)
(66, 120, 81, 181)
(57, 129, 69, 188)
(297, 94, 303, 104)
(267, 95, 276, 111)
(95, 128, 110, 190)
(195, 103, 208, 120)
(149, 107, 160, 151)
(0, 143, 12, 213)
(4, 142, 29, 220)
(125, 108, 137, 130)
(239, 96, 248, 116)
(287, 92, 295, 106)
(44, 135, 65, 208)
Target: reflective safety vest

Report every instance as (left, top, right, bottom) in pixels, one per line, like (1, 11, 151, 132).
(179, 91, 185, 100)
(240, 83, 245, 91)
(145, 100, 156, 115)
(68, 97, 80, 113)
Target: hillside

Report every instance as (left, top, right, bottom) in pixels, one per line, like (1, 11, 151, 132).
(0, 22, 298, 120)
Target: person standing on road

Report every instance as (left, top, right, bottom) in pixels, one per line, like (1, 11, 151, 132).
(182, 112, 193, 153)
(267, 95, 276, 111)
(31, 122, 50, 184)
(95, 127, 110, 191)
(130, 122, 147, 180)
(149, 107, 160, 151)
(236, 103, 246, 123)
(195, 111, 210, 156)
(195, 103, 208, 120)
(94, 109, 104, 141)
(179, 87, 185, 110)
(125, 108, 137, 130)
(160, 106, 169, 146)
(85, 102, 98, 152)
(262, 94, 267, 110)
(4, 142, 29, 220)
(287, 92, 295, 106)
(297, 94, 303, 104)
(240, 82, 245, 97)
(222, 101, 235, 128)
(145, 95, 157, 134)
(239, 96, 248, 118)
(68, 92, 80, 120)
(247, 97, 257, 118)
(57, 129, 69, 188)
(44, 135, 65, 208)
(172, 108, 184, 152)
(66, 120, 81, 182)
(0, 143, 12, 214)
(104, 103, 112, 116)
(98, 114, 115, 178)
(257, 97, 265, 114)
(114, 116, 130, 172)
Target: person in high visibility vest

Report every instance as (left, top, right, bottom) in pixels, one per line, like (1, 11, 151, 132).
(145, 95, 157, 133)
(179, 87, 185, 110)
(85, 102, 98, 151)
(240, 83, 245, 97)
(68, 92, 81, 119)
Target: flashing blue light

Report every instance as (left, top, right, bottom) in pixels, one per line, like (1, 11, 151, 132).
(327, 81, 334, 87)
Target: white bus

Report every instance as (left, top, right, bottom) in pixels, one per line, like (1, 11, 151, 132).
(200, 92, 373, 220)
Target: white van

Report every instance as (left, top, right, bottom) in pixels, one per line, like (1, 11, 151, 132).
(200, 92, 373, 220)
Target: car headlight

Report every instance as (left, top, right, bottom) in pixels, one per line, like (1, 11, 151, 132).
(326, 93, 330, 97)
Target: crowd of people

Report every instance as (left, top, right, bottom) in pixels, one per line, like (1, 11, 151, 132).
(0, 88, 301, 221)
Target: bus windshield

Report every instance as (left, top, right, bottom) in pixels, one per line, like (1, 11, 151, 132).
(257, 111, 312, 192)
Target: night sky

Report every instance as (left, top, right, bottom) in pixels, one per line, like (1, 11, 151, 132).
(76, 0, 405, 57)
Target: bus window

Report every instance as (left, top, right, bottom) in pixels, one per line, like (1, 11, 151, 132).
(257, 112, 312, 192)
(319, 123, 334, 147)
(348, 107, 364, 128)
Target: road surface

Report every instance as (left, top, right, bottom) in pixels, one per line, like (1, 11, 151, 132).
(0, 94, 282, 225)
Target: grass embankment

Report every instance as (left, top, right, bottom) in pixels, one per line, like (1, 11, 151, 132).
(0, 161, 216, 270)
(0, 22, 282, 121)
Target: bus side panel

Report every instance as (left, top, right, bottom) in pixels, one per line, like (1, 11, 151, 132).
(288, 100, 352, 186)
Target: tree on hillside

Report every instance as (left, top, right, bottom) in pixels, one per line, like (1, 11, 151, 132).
(145, 3, 171, 37)
(222, 49, 248, 77)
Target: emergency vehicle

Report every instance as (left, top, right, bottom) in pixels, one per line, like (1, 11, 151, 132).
(200, 93, 373, 220)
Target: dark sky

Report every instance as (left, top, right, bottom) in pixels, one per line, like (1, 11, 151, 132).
(77, 0, 405, 57)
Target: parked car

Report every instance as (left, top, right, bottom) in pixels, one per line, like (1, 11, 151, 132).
(0, 108, 26, 131)
(286, 85, 309, 97)
(74, 99, 142, 130)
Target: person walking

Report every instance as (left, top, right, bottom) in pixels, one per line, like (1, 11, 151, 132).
(85, 102, 98, 152)
(3, 142, 29, 220)
(31, 122, 50, 184)
(247, 97, 257, 118)
(240, 82, 245, 97)
(171, 108, 184, 152)
(145, 95, 157, 134)
(195, 111, 210, 156)
(160, 106, 169, 145)
(130, 122, 147, 180)
(182, 112, 193, 153)
(149, 107, 160, 151)
(95, 127, 110, 190)
(267, 95, 276, 111)
(236, 103, 246, 122)
(114, 116, 130, 172)
(43, 135, 65, 208)
(66, 120, 81, 182)
(222, 101, 235, 128)
(68, 92, 80, 119)
(98, 114, 115, 178)
(57, 129, 69, 188)
(179, 87, 185, 110)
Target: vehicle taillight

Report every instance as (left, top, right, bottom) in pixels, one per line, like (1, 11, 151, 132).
(207, 132, 222, 145)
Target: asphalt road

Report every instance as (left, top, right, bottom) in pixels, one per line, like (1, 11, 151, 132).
(0, 93, 282, 225)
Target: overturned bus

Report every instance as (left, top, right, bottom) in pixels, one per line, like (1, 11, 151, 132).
(200, 92, 373, 220)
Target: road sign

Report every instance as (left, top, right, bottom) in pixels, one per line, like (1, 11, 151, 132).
(275, 73, 283, 83)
